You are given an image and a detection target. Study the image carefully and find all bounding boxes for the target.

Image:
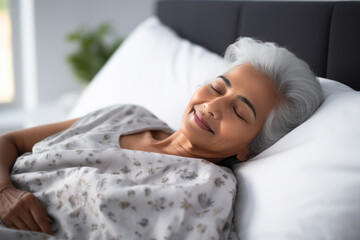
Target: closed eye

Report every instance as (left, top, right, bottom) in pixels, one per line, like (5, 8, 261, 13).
(210, 85, 222, 94)
(233, 107, 247, 123)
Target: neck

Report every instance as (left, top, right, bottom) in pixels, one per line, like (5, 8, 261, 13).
(152, 131, 222, 162)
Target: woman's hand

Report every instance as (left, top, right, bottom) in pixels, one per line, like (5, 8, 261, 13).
(0, 185, 53, 235)
(0, 119, 78, 235)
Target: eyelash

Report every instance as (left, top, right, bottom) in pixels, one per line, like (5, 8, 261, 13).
(233, 107, 247, 122)
(210, 84, 247, 122)
(210, 85, 221, 94)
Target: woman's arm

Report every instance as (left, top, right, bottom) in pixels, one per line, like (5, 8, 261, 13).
(0, 118, 78, 234)
(0, 118, 78, 187)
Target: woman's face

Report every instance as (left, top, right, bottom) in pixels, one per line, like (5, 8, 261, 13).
(180, 63, 278, 162)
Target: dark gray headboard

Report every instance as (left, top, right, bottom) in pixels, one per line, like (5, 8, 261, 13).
(157, 1, 360, 90)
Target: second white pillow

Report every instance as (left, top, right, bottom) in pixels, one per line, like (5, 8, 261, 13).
(233, 78, 360, 240)
(68, 17, 229, 130)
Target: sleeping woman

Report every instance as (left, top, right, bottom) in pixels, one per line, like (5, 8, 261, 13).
(0, 37, 323, 239)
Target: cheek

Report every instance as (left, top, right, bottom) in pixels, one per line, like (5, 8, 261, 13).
(219, 121, 255, 146)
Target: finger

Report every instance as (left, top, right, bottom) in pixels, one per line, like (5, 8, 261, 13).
(29, 202, 53, 235)
(2, 210, 40, 232)
(7, 224, 17, 229)
(0, 203, 30, 231)
(47, 216, 54, 224)
(6, 192, 41, 231)
(12, 216, 31, 231)
(19, 209, 41, 232)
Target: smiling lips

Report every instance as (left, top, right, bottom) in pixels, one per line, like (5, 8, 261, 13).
(193, 110, 214, 134)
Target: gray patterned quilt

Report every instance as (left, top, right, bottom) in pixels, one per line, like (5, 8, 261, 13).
(1, 148, 238, 240)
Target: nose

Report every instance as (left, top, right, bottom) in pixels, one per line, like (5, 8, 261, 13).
(203, 98, 223, 119)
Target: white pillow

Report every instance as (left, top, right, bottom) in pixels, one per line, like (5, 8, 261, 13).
(232, 78, 360, 240)
(68, 17, 228, 130)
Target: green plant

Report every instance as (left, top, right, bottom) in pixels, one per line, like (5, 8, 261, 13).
(0, 0, 8, 10)
(66, 22, 123, 84)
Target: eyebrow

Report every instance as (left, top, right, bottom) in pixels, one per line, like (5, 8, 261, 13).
(217, 75, 257, 119)
(218, 75, 231, 87)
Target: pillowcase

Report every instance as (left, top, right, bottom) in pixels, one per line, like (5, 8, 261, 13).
(232, 78, 360, 240)
(68, 17, 229, 130)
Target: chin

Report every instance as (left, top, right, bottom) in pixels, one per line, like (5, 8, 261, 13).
(181, 123, 205, 147)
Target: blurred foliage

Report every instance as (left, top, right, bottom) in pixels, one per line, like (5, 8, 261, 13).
(0, 0, 8, 10)
(66, 22, 123, 84)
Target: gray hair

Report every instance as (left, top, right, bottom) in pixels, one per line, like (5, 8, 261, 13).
(223, 37, 324, 158)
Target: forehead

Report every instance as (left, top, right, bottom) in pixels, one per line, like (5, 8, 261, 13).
(224, 63, 271, 84)
(222, 64, 278, 120)
(222, 63, 275, 90)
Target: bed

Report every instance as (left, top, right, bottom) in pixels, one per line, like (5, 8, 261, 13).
(2, 1, 360, 239)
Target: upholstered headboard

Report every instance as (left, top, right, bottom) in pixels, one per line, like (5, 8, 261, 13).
(157, 1, 360, 90)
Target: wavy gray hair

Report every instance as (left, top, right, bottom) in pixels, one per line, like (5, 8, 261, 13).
(224, 37, 324, 158)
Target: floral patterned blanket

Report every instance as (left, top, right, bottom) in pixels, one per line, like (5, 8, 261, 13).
(2, 148, 238, 240)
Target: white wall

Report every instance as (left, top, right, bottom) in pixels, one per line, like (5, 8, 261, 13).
(31, 0, 356, 105)
(34, 0, 156, 103)
(0, 0, 156, 133)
